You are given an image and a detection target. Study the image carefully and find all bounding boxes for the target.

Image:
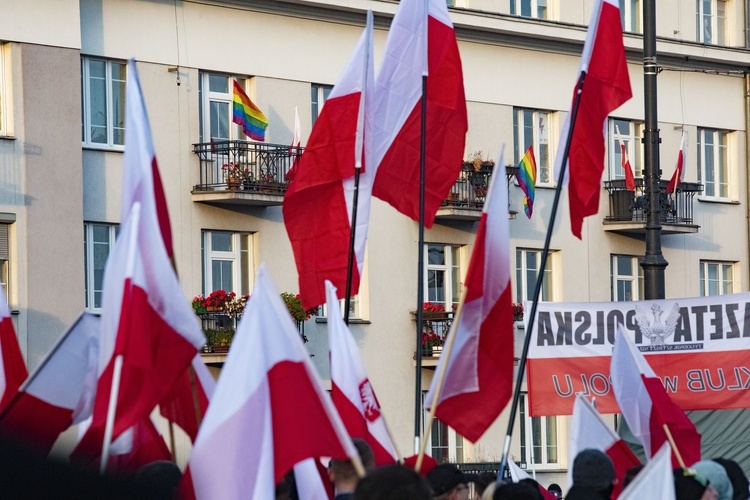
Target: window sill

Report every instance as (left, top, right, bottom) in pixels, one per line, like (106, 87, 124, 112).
(315, 317, 371, 325)
(82, 144, 125, 153)
(697, 197, 740, 205)
(0, 135, 16, 141)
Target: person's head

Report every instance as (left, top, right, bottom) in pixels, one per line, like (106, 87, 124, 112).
(567, 449, 616, 499)
(352, 464, 431, 500)
(693, 461, 733, 500)
(712, 458, 748, 500)
(622, 464, 645, 490)
(674, 468, 719, 500)
(328, 438, 375, 492)
(474, 472, 497, 499)
(547, 482, 563, 499)
(427, 464, 477, 500)
(134, 460, 182, 499)
(492, 481, 543, 500)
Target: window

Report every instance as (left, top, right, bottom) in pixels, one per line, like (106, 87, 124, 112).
(424, 244, 462, 310)
(81, 58, 126, 148)
(516, 249, 554, 303)
(202, 231, 254, 296)
(697, 0, 727, 44)
(699, 261, 735, 296)
(0, 42, 8, 136)
(697, 128, 729, 199)
(199, 73, 235, 143)
(519, 393, 562, 468)
(422, 392, 464, 464)
(315, 255, 369, 321)
(619, 0, 642, 33)
(514, 108, 552, 186)
(611, 255, 644, 301)
(610, 119, 644, 180)
(84, 223, 118, 312)
(311, 84, 332, 125)
(510, 0, 549, 19)
(0, 223, 9, 299)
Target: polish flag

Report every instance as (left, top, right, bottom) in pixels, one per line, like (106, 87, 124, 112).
(619, 443, 675, 500)
(120, 58, 173, 258)
(0, 286, 27, 414)
(283, 12, 374, 310)
(106, 416, 172, 473)
(554, 0, 632, 239)
(611, 327, 702, 468)
(294, 458, 334, 500)
(370, 0, 468, 228)
(666, 131, 687, 195)
(615, 125, 636, 191)
(327, 280, 398, 466)
(0, 312, 99, 454)
(285, 107, 303, 182)
(159, 354, 216, 443)
(569, 394, 640, 498)
(424, 153, 514, 443)
(180, 265, 358, 499)
(509, 459, 557, 500)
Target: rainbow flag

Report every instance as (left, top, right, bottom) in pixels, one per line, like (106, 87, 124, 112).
(232, 80, 268, 141)
(516, 146, 536, 218)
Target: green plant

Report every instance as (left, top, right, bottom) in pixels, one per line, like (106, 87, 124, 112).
(281, 292, 316, 323)
(204, 328, 234, 347)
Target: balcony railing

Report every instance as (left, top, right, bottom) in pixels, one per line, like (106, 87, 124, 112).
(436, 163, 519, 221)
(603, 179, 702, 232)
(192, 140, 303, 195)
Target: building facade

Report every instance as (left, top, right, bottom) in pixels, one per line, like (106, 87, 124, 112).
(1, 0, 749, 485)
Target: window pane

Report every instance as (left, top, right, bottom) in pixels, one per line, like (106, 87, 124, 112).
(428, 244, 445, 266)
(451, 246, 461, 306)
(111, 62, 126, 146)
(431, 420, 449, 464)
(210, 101, 229, 141)
(89, 60, 108, 144)
(521, 0, 532, 17)
(537, 0, 547, 19)
(546, 416, 558, 463)
(717, 0, 726, 44)
(428, 269, 445, 304)
(722, 264, 733, 294)
(531, 416, 542, 464)
(211, 231, 233, 252)
(208, 74, 228, 93)
(240, 234, 250, 296)
(705, 131, 715, 196)
(718, 132, 728, 198)
(212, 260, 233, 291)
(538, 112, 549, 183)
(92, 225, 111, 309)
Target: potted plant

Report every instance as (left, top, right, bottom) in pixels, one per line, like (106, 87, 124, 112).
(462, 151, 496, 172)
(281, 292, 317, 323)
(193, 289, 236, 313)
(421, 302, 447, 320)
(513, 302, 524, 322)
(421, 328, 444, 357)
(222, 162, 243, 190)
(204, 327, 235, 353)
(242, 167, 255, 190)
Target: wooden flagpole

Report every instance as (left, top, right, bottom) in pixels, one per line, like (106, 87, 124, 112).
(497, 72, 587, 478)
(662, 424, 687, 470)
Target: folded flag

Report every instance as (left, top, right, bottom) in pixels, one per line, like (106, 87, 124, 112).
(666, 130, 687, 195)
(516, 146, 537, 218)
(614, 125, 636, 192)
(233, 80, 268, 142)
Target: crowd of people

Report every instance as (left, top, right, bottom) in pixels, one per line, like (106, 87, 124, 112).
(275, 441, 750, 500)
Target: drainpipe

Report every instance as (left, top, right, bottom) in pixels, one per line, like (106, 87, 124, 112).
(745, 73, 750, 290)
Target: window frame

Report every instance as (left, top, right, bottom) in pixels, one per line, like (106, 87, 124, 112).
(610, 254, 644, 302)
(699, 260, 735, 296)
(84, 222, 119, 313)
(81, 57, 126, 150)
(510, 0, 549, 19)
(424, 243, 463, 311)
(697, 128, 730, 201)
(513, 108, 554, 187)
(0, 223, 9, 301)
(0, 42, 8, 137)
(315, 251, 369, 322)
(515, 248, 555, 303)
(311, 83, 333, 126)
(422, 392, 465, 464)
(619, 0, 642, 33)
(610, 119, 644, 181)
(696, 0, 727, 45)
(201, 230, 254, 297)
(519, 393, 565, 470)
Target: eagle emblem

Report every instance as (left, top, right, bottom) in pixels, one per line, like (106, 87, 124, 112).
(634, 303, 680, 345)
(359, 379, 381, 422)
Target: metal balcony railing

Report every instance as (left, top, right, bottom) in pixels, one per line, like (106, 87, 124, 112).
(192, 140, 303, 194)
(442, 162, 497, 209)
(603, 178, 703, 225)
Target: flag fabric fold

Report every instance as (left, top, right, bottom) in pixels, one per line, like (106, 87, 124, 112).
(666, 131, 687, 195)
(180, 264, 357, 499)
(424, 152, 514, 443)
(285, 106, 303, 182)
(569, 393, 640, 498)
(554, 0, 632, 238)
(106, 416, 172, 473)
(370, 0, 468, 228)
(0, 286, 27, 414)
(233, 79, 268, 141)
(619, 443, 675, 500)
(327, 280, 397, 466)
(159, 354, 215, 443)
(614, 125, 636, 191)
(611, 327, 702, 468)
(283, 12, 374, 310)
(516, 146, 537, 218)
(0, 312, 99, 454)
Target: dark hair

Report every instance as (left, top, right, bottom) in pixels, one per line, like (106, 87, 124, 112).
(493, 481, 543, 500)
(353, 464, 431, 500)
(622, 464, 645, 489)
(475, 472, 497, 496)
(329, 438, 376, 481)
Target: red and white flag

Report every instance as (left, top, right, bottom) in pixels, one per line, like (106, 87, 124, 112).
(370, 0, 468, 228)
(120, 59, 173, 258)
(611, 327, 701, 468)
(327, 280, 397, 466)
(283, 12, 374, 310)
(159, 354, 216, 443)
(424, 152, 514, 443)
(294, 458, 333, 500)
(106, 416, 172, 473)
(666, 131, 687, 195)
(615, 125, 636, 191)
(508, 460, 557, 500)
(180, 265, 358, 499)
(619, 443, 674, 500)
(0, 312, 99, 454)
(554, 0, 632, 239)
(0, 286, 27, 414)
(569, 394, 640, 498)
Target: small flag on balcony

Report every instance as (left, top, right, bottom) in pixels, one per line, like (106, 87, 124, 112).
(516, 146, 536, 218)
(232, 80, 268, 142)
(615, 125, 636, 191)
(666, 130, 687, 195)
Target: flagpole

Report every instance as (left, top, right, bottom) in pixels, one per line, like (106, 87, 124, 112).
(100, 354, 124, 474)
(662, 424, 687, 470)
(497, 71, 587, 478)
(344, 167, 361, 325)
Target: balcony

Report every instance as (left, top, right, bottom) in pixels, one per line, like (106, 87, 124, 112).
(412, 310, 454, 368)
(603, 179, 703, 237)
(435, 163, 519, 222)
(191, 140, 303, 207)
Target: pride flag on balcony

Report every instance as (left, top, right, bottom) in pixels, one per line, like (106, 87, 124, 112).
(232, 80, 268, 142)
(516, 146, 536, 218)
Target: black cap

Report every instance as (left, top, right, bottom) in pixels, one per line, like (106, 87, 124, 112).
(572, 449, 615, 490)
(426, 464, 478, 496)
